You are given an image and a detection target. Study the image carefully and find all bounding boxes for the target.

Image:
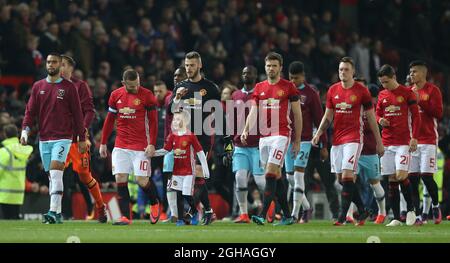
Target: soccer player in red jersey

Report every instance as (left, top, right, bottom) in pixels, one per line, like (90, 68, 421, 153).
(21, 53, 87, 224)
(154, 111, 210, 226)
(312, 57, 384, 226)
(60, 55, 107, 223)
(242, 52, 303, 226)
(376, 64, 421, 226)
(408, 60, 443, 224)
(100, 69, 159, 225)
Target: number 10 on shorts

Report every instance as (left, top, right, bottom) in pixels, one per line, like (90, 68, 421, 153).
(140, 160, 149, 171)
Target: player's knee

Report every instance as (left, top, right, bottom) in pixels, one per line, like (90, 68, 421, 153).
(294, 187, 304, 194)
(295, 166, 305, 173)
(135, 176, 149, 187)
(341, 169, 355, 181)
(286, 174, 294, 187)
(49, 160, 65, 170)
(395, 171, 408, 181)
(235, 173, 248, 188)
(115, 173, 128, 183)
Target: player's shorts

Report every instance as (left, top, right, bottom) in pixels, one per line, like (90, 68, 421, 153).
(409, 144, 438, 174)
(65, 142, 90, 174)
(111, 147, 151, 177)
(232, 146, 264, 176)
(259, 135, 290, 167)
(330, 143, 362, 174)
(168, 175, 195, 196)
(162, 151, 174, 173)
(39, 139, 72, 172)
(284, 142, 313, 173)
(380, 145, 410, 175)
(357, 154, 381, 181)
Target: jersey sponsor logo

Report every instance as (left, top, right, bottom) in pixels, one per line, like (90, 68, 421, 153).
(133, 98, 141, 105)
(181, 141, 188, 147)
(262, 98, 280, 109)
(199, 89, 207, 96)
(350, 95, 357, 102)
(396, 96, 404, 103)
(335, 102, 352, 110)
(174, 148, 187, 158)
(118, 107, 136, 118)
(183, 98, 202, 106)
(385, 105, 400, 113)
(57, 89, 65, 99)
(40, 90, 45, 95)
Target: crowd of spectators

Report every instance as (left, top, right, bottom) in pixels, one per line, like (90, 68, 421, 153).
(0, 0, 449, 217)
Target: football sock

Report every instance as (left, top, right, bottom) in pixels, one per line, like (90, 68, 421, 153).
(389, 182, 400, 220)
(117, 182, 131, 218)
(421, 173, 439, 206)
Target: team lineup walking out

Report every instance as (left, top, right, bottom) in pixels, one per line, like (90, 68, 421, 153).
(20, 50, 447, 228)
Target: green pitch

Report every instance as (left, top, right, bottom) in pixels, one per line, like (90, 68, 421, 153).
(0, 220, 449, 243)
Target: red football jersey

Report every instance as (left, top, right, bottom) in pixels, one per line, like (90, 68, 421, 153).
(376, 85, 421, 146)
(408, 83, 443, 145)
(326, 81, 373, 145)
(251, 79, 300, 137)
(361, 109, 376, 155)
(108, 87, 158, 151)
(163, 131, 203, 176)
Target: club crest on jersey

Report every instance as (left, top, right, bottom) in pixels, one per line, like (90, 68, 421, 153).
(350, 95, 357, 102)
(396, 96, 404, 103)
(182, 141, 188, 147)
(119, 107, 136, 114)
(335, 102, 352, 110)
(277, 90, 285, 97)
(385, 105, 400, 113)
(57, 89, 65, 99)
(199, 89, 207, 96)
(300, 95, 307, 103)
(133, 98, 141, 105)
(421, 94, 429, 101)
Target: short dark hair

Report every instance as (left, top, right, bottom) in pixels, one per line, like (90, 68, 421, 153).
(377, 64, 396, 78)
(47, 52, 61, 60)
(185, 51, 202, 61)
(409, 60, 427, 69)
(61, 54, 76, 67)
(354, 76, 367, 85)
(4, 124, 18, 138)
(175, 66, 186, 74)
(340, 56, 355, 68)
(122, 69, 138, 81)
(289, 61, 305, 75)
(154, 80, 166, 87)
(265, 52, 283, 66)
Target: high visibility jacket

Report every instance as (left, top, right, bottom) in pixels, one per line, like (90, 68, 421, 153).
(0, 137, 33, 205)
